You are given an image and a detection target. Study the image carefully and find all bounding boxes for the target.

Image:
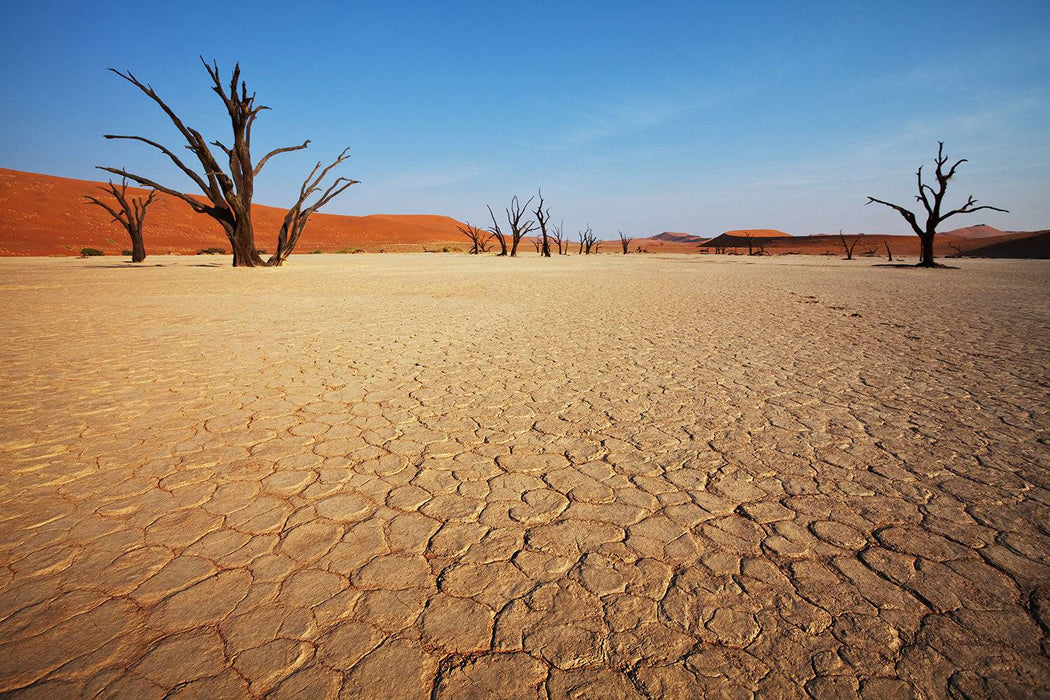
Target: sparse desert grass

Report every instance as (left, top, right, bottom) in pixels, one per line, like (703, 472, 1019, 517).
(0, 254, 1046, 696)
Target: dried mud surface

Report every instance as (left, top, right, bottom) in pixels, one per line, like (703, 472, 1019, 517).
(0, 254, 1047, 698)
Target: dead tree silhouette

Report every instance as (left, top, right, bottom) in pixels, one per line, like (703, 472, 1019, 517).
(101, 59, 356, 267)
(458, 223, 490, 254)
(618, 231, 634, 254)
(485, 206, 508, 256)
(506, 195, 537, 257)
(838, 230, 864, 260)
(550, 222, 567, 255)
(84, 177, 155, 263)
(533, 191, 552, 257)
(742, 231, 755, 256)
(578, 226, 598, 254)
(885, 242, 893, 261)
(867, 142, 1007, 267)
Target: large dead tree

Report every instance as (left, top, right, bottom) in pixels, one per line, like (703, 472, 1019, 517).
(100, 59, 356, 267)
(533, 191, 551, 257)
(838, 229, 864, 260)
(458, 222, 490, 254)
(617, 230, 634, 254)
(867, 142, 1007, 267)
(84, 177, 155, 262)
(506, 195, 537, 257)
(486, 205, 509, 256)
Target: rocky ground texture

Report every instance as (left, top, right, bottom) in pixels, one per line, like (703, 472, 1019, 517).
(0, 254, 1047, 698)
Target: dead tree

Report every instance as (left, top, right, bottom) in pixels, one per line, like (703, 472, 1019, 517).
(885, 242, 893, 262)
(618, 231, 634, 254)
(486, 205, 509, 256)
(458, 222, 490, 254)
(867, 142, 1007, 267)
(530, 237, 542, 253)
(533, 191, 552, 257)
(271, 149, 358, 266)
(578, 226, 598, 254)
(101, 59, 354, 267)
(84, 177, 155, 262)
(742, 231, 755, 256)
(838, 229, 864, 260)
(506, 195, 537, 257)
(550, 222, 567, 255)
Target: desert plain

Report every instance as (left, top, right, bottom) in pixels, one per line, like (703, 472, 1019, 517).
(0, 253, 1047, 698)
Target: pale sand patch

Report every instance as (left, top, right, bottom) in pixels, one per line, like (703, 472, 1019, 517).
(0, 254, 1047, 697)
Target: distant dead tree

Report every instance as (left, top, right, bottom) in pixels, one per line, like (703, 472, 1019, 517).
(530, 237, 542, 253)
(486, 205, 509, 256)
(578, 226, 598, 254)
(867, 142, 1007, 267)
(458, 222, 490, 254)
(533, 191, 552, 257)
(885, 242, 893, 262)
(754, 238, 770, 256)
(101, 59, 356, 267)
(838, 229, 864, 260)
(550, 222, 567, 255)
(84, 177, 155, 262)
(947, 241, 966, 258)
(617, 230, 634, 254)
(506, 195, 537, 257)
(742, 231, 756, 256)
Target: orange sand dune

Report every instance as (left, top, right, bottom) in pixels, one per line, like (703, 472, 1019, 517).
(0, 168, 469, 256)
(942, 224, 1007, 240)
(722, 228, 792, 238)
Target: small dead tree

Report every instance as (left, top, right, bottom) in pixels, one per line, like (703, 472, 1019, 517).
(550, 222, 567, 255)
(486, 205, 509, 256)
(617, 230, 634, 254)
(885, 242, 893, 262)
(533, 191, 552, 258)
(271, 149, 358, 266)
(578, 226, 598, 254)
(458, 222, 490, 254)
(84, 177, 156, 262)
(867, 142, 1007, 267)
(530, 237, 542, 253)
(506, 195, 537, 257)
(742, 231, 755, 256)
(101, 59, 354, 267)
(838, 229, 864, 260)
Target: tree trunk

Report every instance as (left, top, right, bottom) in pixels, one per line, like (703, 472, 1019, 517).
(230, 218, 265, 267)
(918, 233, 935, 267)
(130, 231, 146, 263)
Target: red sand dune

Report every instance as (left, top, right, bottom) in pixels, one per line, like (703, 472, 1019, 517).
(647, 231, 708, 244)
(0, 168, 469, 256)
(722, 228, 792, 238)
(942, 224, 1007, 240)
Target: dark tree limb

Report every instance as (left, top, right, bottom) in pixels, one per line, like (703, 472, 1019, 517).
(506, 195, 537, 257)
(486, 205, 508, 256)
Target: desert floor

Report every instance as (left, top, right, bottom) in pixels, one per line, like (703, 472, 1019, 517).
(0, 253, 1047, 698)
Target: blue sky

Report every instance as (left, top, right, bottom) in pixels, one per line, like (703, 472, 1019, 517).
(1, 0, 1048, 236)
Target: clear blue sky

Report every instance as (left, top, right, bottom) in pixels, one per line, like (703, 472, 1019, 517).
(1, 0, 1048, 237)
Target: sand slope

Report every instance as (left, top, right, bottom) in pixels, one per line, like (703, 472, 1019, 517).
(0, 168, 468, 256)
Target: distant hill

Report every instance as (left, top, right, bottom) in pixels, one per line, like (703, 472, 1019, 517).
(942, 224, 1007, 240)
(0, 168, 469, 256)
(648, 231, 708, 244)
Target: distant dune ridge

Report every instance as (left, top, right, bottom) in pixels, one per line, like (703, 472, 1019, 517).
(1, 167, 1046, 258)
